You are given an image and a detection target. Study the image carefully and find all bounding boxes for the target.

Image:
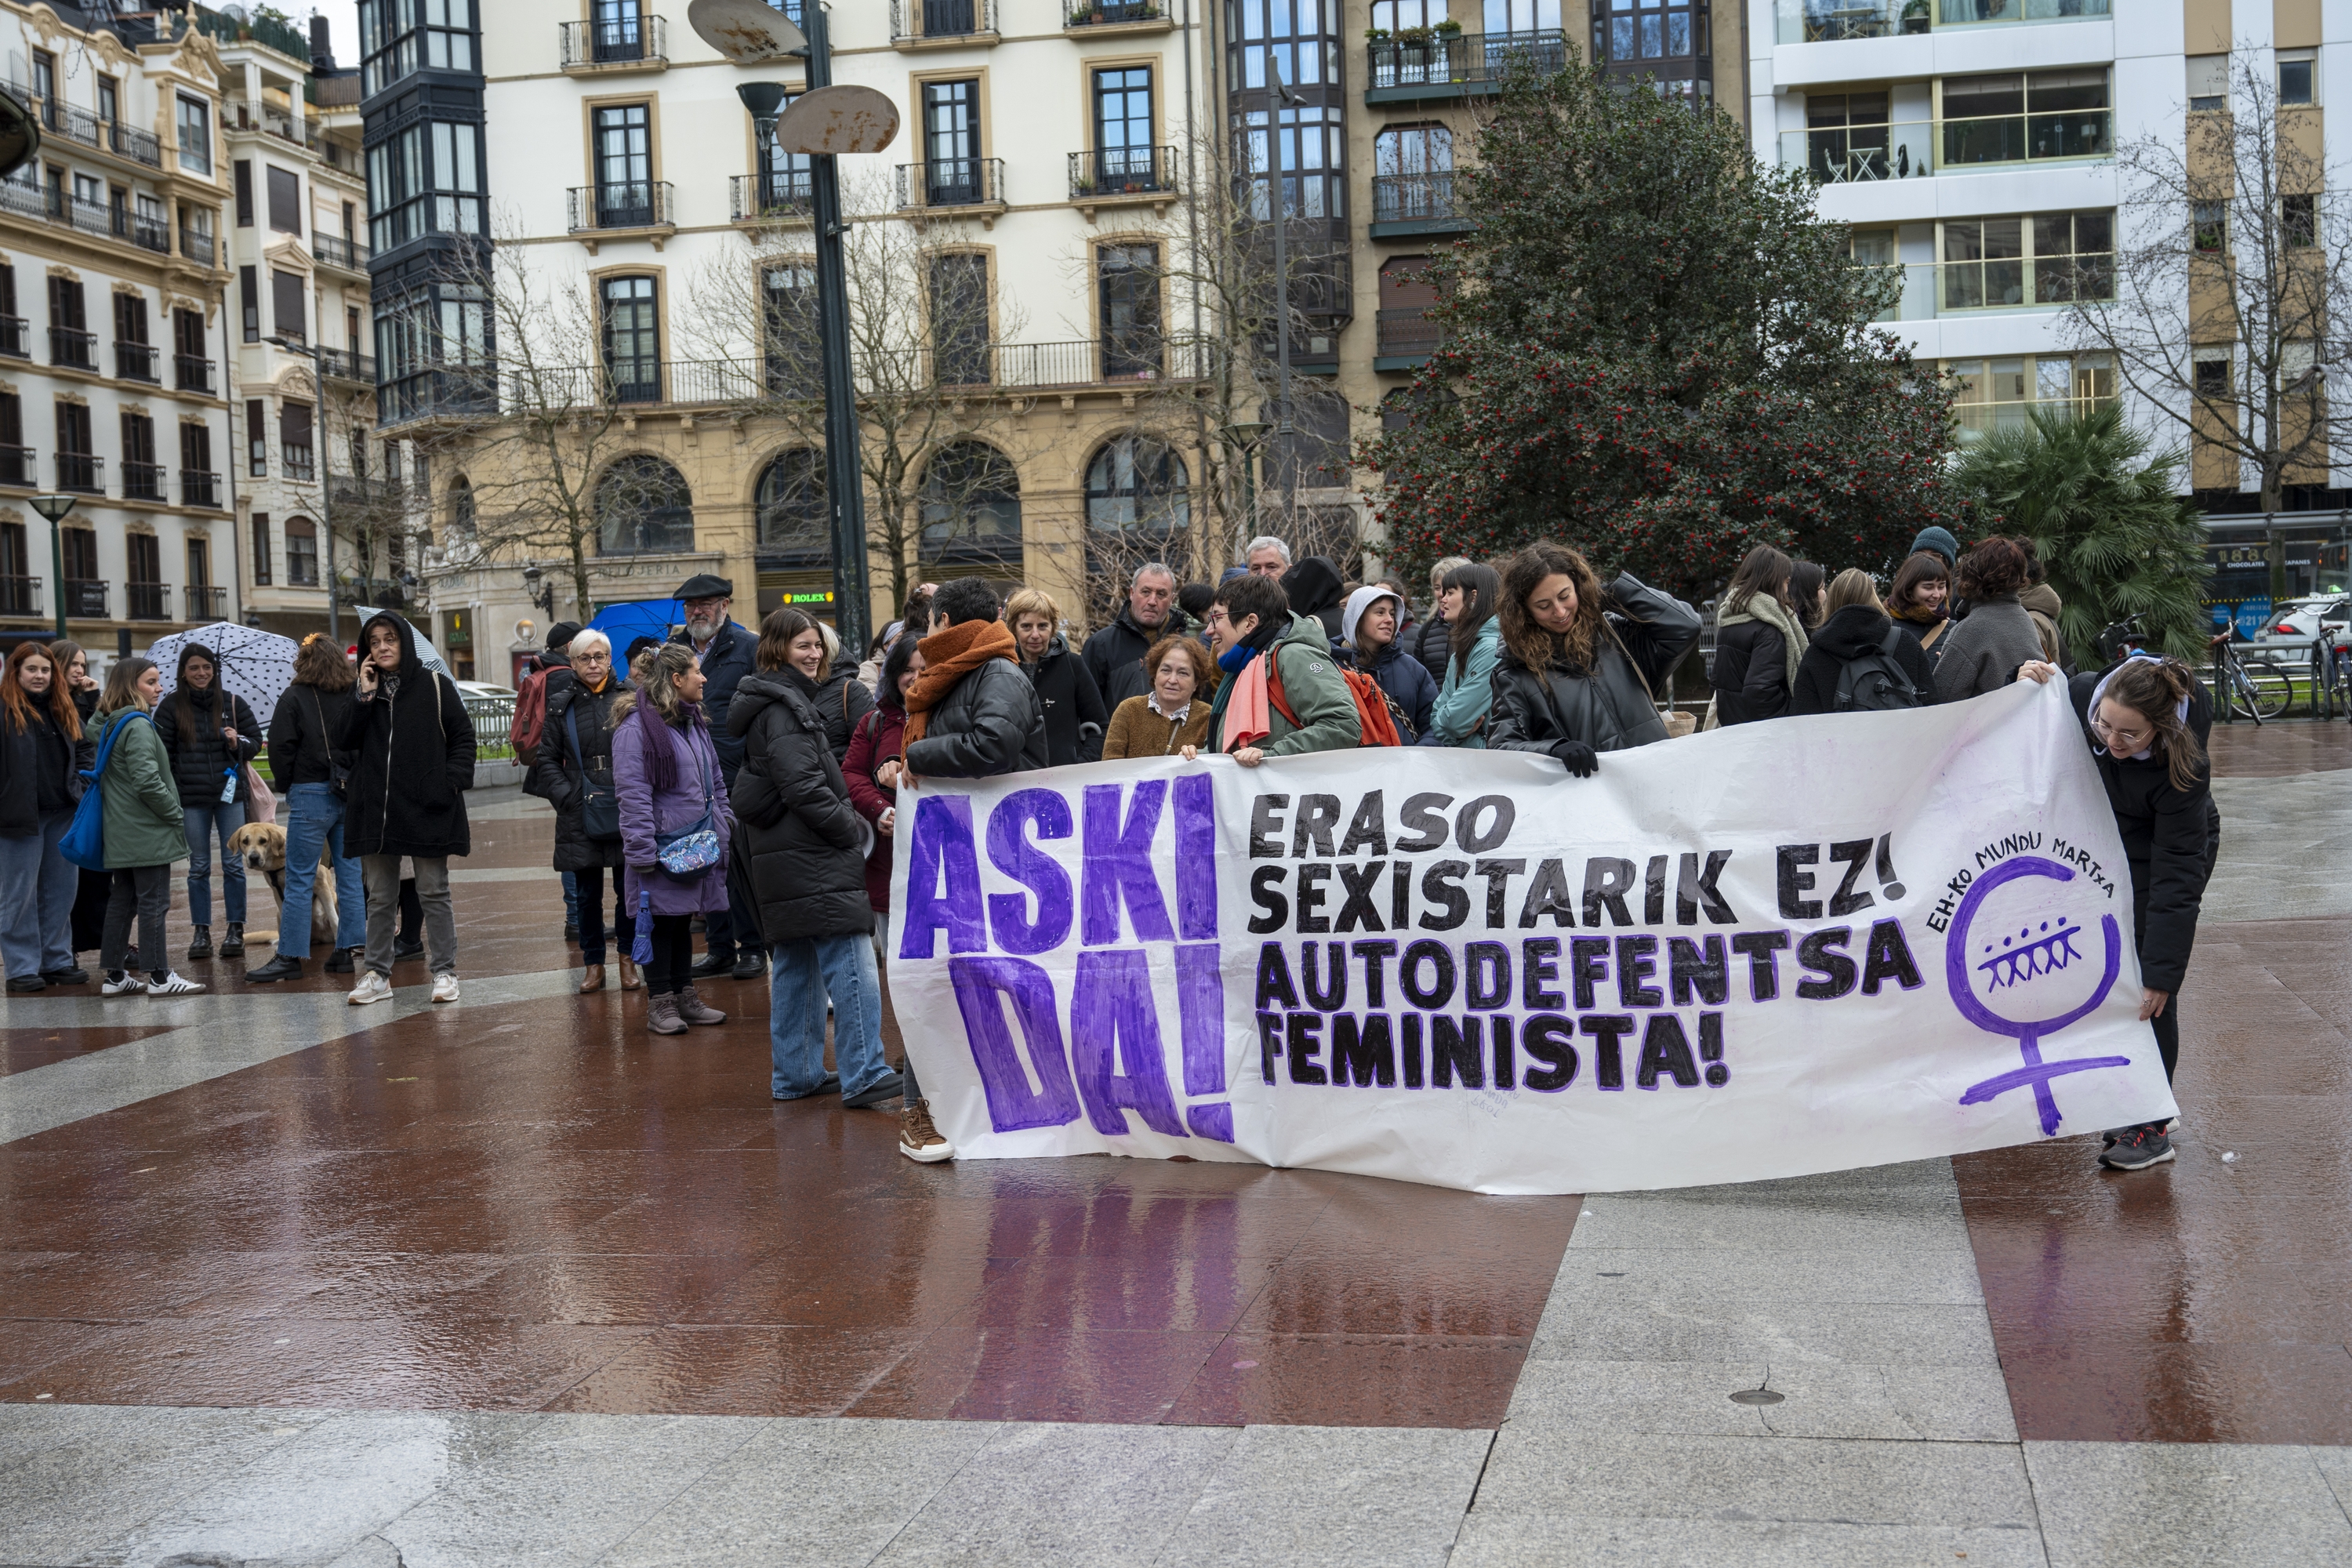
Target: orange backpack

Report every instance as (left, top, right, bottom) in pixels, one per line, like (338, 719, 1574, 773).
(1267, 653, 1406, 746)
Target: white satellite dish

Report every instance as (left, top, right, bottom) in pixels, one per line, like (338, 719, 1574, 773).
(687, 0, 808, 61)
(773, 85, 901, 157)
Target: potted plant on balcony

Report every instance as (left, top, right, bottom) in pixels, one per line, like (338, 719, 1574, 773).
(1366, 25, 1392, 38)
(1434, 16, 1463, 34)
(1397, 23, 1435, 41)
(1901, 0, 1929, 31)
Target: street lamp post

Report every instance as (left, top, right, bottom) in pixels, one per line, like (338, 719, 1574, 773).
(266, 336, 336, 644)
(1264, 50, 1307, 514)
(28, 492, 76, 638)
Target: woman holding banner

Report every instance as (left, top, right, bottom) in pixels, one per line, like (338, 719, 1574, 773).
(1417, 562, 1504, 748)
(1486, 541, 1700, 773)
(2016, 654, 2218, 1172)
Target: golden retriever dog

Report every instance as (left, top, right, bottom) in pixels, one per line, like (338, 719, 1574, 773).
(229, 821, 339, 947)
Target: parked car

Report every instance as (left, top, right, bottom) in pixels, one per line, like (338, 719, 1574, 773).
(455, 681, 517, 701)
(2247, 595, 2349, 655)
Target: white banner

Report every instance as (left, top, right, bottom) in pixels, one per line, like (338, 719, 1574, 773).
(887, 679, 2177, 1194)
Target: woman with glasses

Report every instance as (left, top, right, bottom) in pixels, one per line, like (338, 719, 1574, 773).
(2016, 653, 2218, 1172)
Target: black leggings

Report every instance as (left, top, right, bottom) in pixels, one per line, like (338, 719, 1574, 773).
(2151, 993, 2180, 1082)
(644, 913, 696, 996)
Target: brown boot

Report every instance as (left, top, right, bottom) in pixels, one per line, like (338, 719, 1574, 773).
(646, 992, 688, 1036)
(619, 957, 642, 991)
(577, 964, 606, 994)
(675, 983, 728, 1025)
(898, 1098, 956, 1163)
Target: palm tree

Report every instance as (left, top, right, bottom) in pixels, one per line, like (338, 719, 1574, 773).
(1954, 405, 2212, 666)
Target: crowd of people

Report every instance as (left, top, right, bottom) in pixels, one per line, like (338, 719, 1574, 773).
(0, 525, 2215, 1174)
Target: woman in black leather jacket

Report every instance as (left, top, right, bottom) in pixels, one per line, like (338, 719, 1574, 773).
(1485, 540, 1701, 776)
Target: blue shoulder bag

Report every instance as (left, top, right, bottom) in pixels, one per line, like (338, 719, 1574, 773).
(60, 711, 151, 871)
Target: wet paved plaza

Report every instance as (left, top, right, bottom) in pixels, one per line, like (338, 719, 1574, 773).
(2, 728, 2350, 1564)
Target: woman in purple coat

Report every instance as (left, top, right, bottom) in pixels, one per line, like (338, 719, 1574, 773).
(612, 642, 734, 1036)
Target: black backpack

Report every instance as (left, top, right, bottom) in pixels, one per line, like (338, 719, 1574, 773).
(1835, 626, 1922, 712)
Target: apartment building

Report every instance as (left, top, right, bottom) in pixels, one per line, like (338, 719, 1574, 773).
(0, 0, 232, 651)
(216, 13, 376, 642)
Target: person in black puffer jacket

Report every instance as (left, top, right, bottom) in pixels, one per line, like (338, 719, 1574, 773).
(728, 607, 905, 1114)
(902, 578, 1049, 779)
(1710, 545, 1806, 726)
(1486, 540, 1700, 775)
(1007, 586, 1108, 767)
(153, 642, 262, 960)
(1790, 570, 1940, 716)
(529, 629, 637, 994)
(1279, 554, 1348, 645)
(246, 633, 367, 983)
(2017, 654, 2220, 1174)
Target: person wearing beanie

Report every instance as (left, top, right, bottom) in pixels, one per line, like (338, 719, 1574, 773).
(1909, 526, 1961, 568)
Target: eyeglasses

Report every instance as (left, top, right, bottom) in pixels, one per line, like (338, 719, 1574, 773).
(2089, 712, 2154, 750)
(1205, 609, 1231, 627)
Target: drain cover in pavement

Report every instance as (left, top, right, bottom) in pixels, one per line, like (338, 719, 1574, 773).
(1729, 1388, 1784, 1406)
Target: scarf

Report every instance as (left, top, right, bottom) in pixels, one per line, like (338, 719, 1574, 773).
(1718, 594, 1808, 692)
(632, 699, 705, 793)
(902, 618, 1019, 751)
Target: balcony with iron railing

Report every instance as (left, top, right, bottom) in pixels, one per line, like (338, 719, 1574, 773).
(122, 459, 167, 501)
(185, 585, 227, 622)
(183, 469, 222, 508)
(50, 327, 96, 371)
(126, 580, 171, 621)
(561, 12, 669, 67)
(1773, 0, 2108, 42)
(56, 452, 104, 493)
(896, 157, 1006, 213)
(731, 170, 815, 223)
(176, 354, 216, 394)
(116, 340, 159, 383)
(891, 0, 998, 43)
(567, 181, 676, 234)
(0, 444, 32, 485)
(0, 178, 162, 256)
(0, 575, 35, 617)
(62, 579, 107, 618)
(1068, 147, 1177, 212)
(312, 232, 372, 273)
(1781, 112, 2112, 182)
(180, 225, 216, 266)
(0, 316, 24, 358)
(1366, 28, 1569, 101)
(1062, 0, 1168, 28)
(1370, 171, 1470, 234)
(260, 107, 319, 149)
(318, 347, 378, 383)
(36, 98, 163, 168)
(1374, 308, 1443, 365)
(517, 338, 1216, 411)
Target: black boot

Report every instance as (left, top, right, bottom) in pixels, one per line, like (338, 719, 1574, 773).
(324, 946, 359, 975)
(220, 921, 245, 956)
(247, 953, 303, 984)
(187, 926, 212, 960)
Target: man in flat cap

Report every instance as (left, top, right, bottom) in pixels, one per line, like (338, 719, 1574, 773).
(667, 573, 764, 981)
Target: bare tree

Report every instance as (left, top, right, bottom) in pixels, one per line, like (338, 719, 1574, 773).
(2066, 48, 2352, 511)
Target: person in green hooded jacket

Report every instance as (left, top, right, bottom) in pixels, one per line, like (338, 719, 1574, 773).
(89, 657, 203, 996)
(1190, 572, 1361, 763)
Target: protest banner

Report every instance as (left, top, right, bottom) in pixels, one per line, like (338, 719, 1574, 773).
(887, 678, 2178, 1193)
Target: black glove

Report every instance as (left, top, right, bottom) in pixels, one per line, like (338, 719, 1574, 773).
(1550, 739, 1599, 778)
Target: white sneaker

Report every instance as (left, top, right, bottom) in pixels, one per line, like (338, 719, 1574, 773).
(101, 971, 144, 996)
(347, 971, 394, 1006)
(145, 971, 205, 996)
(430, 973, 460, 1004)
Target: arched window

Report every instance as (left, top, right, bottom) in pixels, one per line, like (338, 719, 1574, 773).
(756, 449, 828, 564)
(920, 441, 1022, 567)
(1085, 437, 1189, 533)
(447, 475, 475, 542)
(596, 455, 694, 554)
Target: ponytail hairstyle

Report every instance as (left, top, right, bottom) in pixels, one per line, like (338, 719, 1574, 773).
(2100, 656, 2208, 795)
(1497, 540, 1607, 675)
(611, 641, 702, 793)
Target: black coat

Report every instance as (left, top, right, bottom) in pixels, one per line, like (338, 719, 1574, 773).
(1489, 575, 1701, 756)
(1281, 556, 1348, 644)
(1790, 606, 1940, 716)
(530, 676, 630, 872)
(1410, 613, 1454, 687)
(266, 682, 358, 790)
(154, 684, 262, 807)
(1710, 615, 1794, 725)
(335, 611, 477, 858)
(727, 670, 873, 944)
(810, 662, 874, 760)
(1025, 635, 1109, 767)
(671, 619, 757, 777)
(1083, 607, 1177, 710)
(0, 706, 92, 837)
(2068, 668, 2220, 994)
(904, 655, 1048, 779)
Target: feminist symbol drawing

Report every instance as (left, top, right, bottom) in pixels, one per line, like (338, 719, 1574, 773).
(1947, 856, 2131, 1136)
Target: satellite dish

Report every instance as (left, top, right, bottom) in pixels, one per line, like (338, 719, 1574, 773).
(0, 89, 38, 180)
(773, 84, 901, 157)
(687, 0, 808, 61)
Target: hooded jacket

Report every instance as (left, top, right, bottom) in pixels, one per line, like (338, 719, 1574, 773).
(1215, 612, 1362, 754)
(1024, 633, 1109, 767)
(904, 641, 1049, 779)
(727, 670, 872, 944)
(2067, 665, 2219, 993)
(529, 671, 632, 872)
(90, 706, 187, 869)
(334, 611, 477, 858)
(2020, 583, 2068, 668)
(1279, 556, 1348, 645)
(669, 618, 757, 776)
(1338, 585, 1436, 739)
(1488, 575, 1701, 756)
(153, 648, 262, 807)
(1082, 604, 1181, 709)
(1790, 604, 1940, 716)
(1419, 619, 1503, 747)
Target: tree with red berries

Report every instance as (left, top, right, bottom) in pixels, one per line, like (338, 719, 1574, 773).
(1372, 59, 1964, 598)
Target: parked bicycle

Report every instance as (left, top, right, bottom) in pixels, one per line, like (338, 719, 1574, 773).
(2210, 630, 2292, 724)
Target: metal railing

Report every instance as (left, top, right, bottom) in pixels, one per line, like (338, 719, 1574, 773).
(1367, 28, 1568, 92)
(0, 575, 34, 616)
(896, 157, 1005, 210)
(0, 316, 24, 358)
(262, 108, 318, 149)
(115, 340, 159, 383)
(35, 99, 162, 168)
(49, 327, 96, 371)
(567, 181, 675, 231)
(176, 354, 216, 394)
(185, 585, 227, 622)
(0, 444, 31, 485)
(1774, 0, 2107, 40)
(891, 0, 996, 38)
(561, 13, 668, 65)
(731, 171, 815, 222)
(463, 695, 514, 757)
(126, 581, 171, 621)
(1064, 0, 1163, 21)
(312, 232, 372, 271)
(56, 452, 103, 492)
(1372, 171, 1459, 223)
(183, 469, 221, 508)
(1376, 308, 1443, 358)
(180, 226, 216, 265)
(1069, 146, 1176, 199)
(62, 579, 107, 618)
(318, 347, 378, 383)
(376, 366, 501, 429)
(1781, 112, 2112, 182)
(122, 459, 166, 501)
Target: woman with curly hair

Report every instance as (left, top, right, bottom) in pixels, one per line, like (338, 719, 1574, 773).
(1485, 540, 1701, 775)
(1934, 536, 2045, 702)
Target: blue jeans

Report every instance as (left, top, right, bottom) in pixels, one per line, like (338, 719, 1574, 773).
(277, 784, 365, 958)
(0, 811, 78, 978)
(770, 933, 891, 1100)
(563, 869, 579, 926)
(182, 800, 248, 926)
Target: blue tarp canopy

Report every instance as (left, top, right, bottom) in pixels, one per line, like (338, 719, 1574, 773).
(588, 599, 684, 653)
